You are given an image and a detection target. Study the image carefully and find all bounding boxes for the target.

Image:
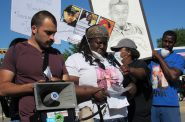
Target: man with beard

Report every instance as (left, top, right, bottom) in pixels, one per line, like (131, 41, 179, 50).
(0, 10, 69, 122)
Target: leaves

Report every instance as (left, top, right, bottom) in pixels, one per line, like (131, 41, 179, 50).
(62, 42, 79, 60)
(157, 28, 185, 48)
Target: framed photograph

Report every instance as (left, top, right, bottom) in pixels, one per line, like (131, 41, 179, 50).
(90, 0, 153, 59)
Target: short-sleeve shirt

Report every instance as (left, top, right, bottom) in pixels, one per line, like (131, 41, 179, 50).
(1, 41, 67, 121)
(126, 60, 152, 122)
(148, 51, 185, 106)
(66, 53, 129, 119)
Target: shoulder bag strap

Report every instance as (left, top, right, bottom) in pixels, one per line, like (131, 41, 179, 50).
(42, 50, 50, 82)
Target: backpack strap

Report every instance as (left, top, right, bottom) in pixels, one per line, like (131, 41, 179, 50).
(12, 45, 17, 83)
(42, 50, 50, 82)
(42, 50, 49, 72)
(0, 45, 18, 118)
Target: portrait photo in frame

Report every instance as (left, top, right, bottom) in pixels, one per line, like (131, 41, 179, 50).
(90, 0, 153, 59)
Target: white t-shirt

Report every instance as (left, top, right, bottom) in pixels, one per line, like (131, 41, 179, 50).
(65, 53, 129, 119)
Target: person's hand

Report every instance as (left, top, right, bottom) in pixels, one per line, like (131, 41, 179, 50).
(120, 64, 130, 75)
(152, 50, 162, 60)
(127, 83, 137, 96)
(93, 89, 109, 104)
(50, 77, 62, 81)
(38, 80, 46, 83)
(122, 83, 137, 100)
(38, 77, 62, 82)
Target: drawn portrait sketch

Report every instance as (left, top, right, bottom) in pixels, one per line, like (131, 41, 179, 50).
(90, 0, 153, 59)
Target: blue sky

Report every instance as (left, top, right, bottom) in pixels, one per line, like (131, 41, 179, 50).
(1, 0, 185, 52)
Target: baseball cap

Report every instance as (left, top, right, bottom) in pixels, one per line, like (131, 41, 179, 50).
(111, 38, 137, 51)
(111, 38, 140, 59)
(86, 25, 109, 39)
(64, 5, 78, 15)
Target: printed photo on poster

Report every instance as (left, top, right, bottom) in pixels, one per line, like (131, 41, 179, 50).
(55, 5, 82, 44)
(74, 10, 98, 37)
(90, 0, 153, 59)
(56, 5, 115, 44)
(98, 17, 115, 37)
(62, 5, 81, 27)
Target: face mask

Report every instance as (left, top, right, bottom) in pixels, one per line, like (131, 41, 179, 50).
(114, 52, 123, 65)
(161, 48, 170, 58)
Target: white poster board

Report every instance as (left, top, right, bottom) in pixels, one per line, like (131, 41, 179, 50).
(90, 0, 153, 59)
(11, 0, 61, 38)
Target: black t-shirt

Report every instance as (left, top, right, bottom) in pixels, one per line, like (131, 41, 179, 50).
(124, 60, 152, 122)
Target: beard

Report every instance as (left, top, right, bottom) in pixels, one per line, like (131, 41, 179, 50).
(41, 41, 54, 50)
(35, 36, 54, 50)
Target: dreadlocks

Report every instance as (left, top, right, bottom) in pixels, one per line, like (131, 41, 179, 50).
(78, 36, 94, 65)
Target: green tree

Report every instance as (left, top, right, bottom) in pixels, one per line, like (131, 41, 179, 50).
(157, 28, 185, 48)
(62, 42, 79, 60)
(0, 57, 3, 65)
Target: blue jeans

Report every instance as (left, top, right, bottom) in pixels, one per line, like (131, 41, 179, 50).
(10, 120, 20, 122)
(151, 106, 181, 122)
(11, 116, 20, 122)
(94, 117, 127, 122)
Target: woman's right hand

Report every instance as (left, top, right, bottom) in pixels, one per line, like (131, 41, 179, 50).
(92, 89, 109, 104)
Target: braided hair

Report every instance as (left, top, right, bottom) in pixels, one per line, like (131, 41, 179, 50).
(78, 35, 94, 65)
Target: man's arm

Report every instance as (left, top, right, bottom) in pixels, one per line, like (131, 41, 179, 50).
(120, 63, 148, 81)
(0, 69, 34, 96)
(66, 75, 108, 104)
(62, 74, 70, 81)
(152, 50, 182, 81)
(129, 67, 148, 80)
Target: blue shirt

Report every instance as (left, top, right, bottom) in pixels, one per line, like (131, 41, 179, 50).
(149, 51, 185, 106)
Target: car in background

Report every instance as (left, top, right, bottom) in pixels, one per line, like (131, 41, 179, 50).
(178, 75, 185, 101)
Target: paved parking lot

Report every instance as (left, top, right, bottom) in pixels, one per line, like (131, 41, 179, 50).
(180, 99, 185, 121)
